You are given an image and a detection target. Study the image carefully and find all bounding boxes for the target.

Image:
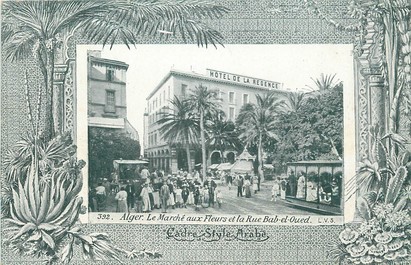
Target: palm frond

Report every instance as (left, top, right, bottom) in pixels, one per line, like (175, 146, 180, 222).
(282, 91, 307, 113)
(130, 0, 229, 21)
(156, 96, 200, 146)
(307, 73, 339, 91)
(2, 0, 229, 62)
(186, 85, 221, 115)
(2, 30, 37, 62)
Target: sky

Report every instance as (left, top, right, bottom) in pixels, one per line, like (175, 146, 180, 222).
(91, 44, 354, 152)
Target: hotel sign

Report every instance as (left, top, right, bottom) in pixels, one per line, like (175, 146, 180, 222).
(207, 69, 282, 90)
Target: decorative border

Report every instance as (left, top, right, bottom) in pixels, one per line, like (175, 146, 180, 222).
(2, 0, 410, 264)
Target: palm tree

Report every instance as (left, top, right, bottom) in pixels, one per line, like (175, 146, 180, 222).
(306, 73, 339, 92)
(1, 0, 229, 139)
(281, 91, 306, 113)
(156, 96, 200, 173)
(186, 84, 220, 178)
(207, 111, 242, 162)
(236, 92, 283, 181)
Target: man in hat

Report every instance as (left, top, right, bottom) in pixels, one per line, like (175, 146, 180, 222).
(159, 180, 170, 213)
(125, 180, 136, 210)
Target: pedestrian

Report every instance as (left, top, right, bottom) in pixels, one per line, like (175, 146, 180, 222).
(187, 181, 195, 205)
(167, 180, 175, 209)
(141, 166, 150, 179)
(95, 182, 106, 211)
(175, 185, 183, 208)
(280, 178, 287, 200)
(331, 181, 340, 206)
(252, 175, 258, 194)
(159, 181, 170, 213)
(202, 185, 209, 208)
(194, 186, 201, 211)
(148, 183, 155, 210)
(103, 179, 111, 196)
(125, 180, 136, 211)
(288, 170, 297, 196)
(237, 175, 243, 197)
(141, 183, 151, 212)
(244, 177, 252, 198)
(182, 186, 189, 208)
(216, 189, 223, 208)
(296, 172, 306, 199)
(271, 178, 280, 202)
(115, 187, 128, 212)
(208, 185, 215, 207)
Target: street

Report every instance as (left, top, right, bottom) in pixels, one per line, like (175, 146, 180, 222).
(100, 180, 321, 216)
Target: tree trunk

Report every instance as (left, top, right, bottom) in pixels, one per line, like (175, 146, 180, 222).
(383, 9, 400, 158)
(186, 143, 192, 173)
(200, 111, 207, 179)
(44, 47, 56, 140)
(258, 133, 264, 181)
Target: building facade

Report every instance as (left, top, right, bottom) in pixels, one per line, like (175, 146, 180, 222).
(144, 68, 289, 173)
(88, 51, 139, 141)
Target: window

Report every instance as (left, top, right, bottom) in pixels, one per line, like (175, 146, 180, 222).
(106, 69, 114, 81)
(229, 92, 235, 103)
(181, 84, 187, 97)
(105, 90, 115, 113)
(243, 94, 249, 105)
(216, 89, 223, 100)
(229, 107, 235, 120)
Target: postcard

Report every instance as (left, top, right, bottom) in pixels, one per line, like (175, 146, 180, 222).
(1, 0, 410, 264)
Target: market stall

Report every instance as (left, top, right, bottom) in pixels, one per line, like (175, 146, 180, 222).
(286, 160, 343, 215)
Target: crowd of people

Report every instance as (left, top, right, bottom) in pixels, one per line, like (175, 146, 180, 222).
(284, 171, 342, 206)
(89, 167, 342, 213)
(89, 168, 227, 213)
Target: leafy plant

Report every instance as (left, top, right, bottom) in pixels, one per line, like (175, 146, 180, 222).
(346, 125, 410, 204)
(2, 133, 161, 264)
(335, 127, 411, 264)
(2, 75, 161, 264)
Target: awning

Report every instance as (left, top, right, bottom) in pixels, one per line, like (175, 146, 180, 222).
(113, 159, 149, 165)
(236, 148, 255, 161)
(217, 163, 233, 171)
(209, 164, 219, 170)
(230, 160, 254, 174)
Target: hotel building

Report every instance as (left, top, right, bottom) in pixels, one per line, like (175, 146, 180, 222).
(144, 68, 289, 173)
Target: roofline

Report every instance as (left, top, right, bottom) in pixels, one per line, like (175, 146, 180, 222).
(89, 55, 129, 69)
(146, 72, 173, 100)
(287, 160, 343, 166)
(146, 69, 290, 100)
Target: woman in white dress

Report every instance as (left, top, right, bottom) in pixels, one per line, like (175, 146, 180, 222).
(296, 174, 306, 199)
(252, 175, 258, 194)
(140, 183, 151, 212)
(306, 181, 317, 201)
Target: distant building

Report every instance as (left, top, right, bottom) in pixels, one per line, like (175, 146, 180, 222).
(87, 51, 139, 141)
(144, 68, 288, 173)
